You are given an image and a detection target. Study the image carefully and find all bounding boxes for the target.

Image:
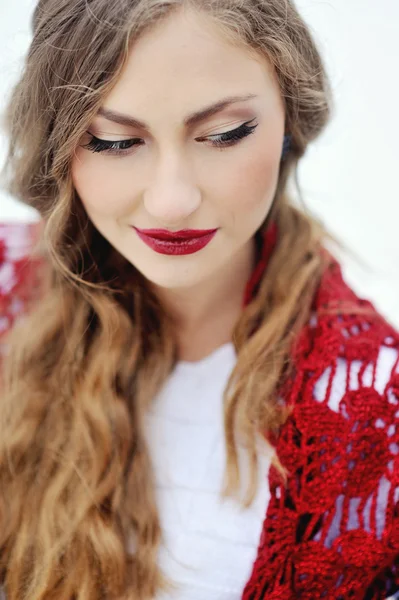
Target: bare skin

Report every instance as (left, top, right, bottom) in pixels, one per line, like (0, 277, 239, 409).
(71, 7, 286, 362)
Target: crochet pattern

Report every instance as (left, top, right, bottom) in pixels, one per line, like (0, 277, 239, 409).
(243, 259, 399, 599)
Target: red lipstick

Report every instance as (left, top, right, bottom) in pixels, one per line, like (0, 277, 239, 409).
(132, 227, 218, 255)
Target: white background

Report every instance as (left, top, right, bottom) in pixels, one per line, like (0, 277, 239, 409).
(1, 0, 398, 327)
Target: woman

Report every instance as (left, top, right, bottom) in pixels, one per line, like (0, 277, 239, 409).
(0, 0, 398, 598)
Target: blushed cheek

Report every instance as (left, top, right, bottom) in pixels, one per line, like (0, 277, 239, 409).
(71, 151, 136, 217)
(225, 143, 281, 215)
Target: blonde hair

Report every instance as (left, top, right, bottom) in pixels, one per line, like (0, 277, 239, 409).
(0, 0, 335, 598)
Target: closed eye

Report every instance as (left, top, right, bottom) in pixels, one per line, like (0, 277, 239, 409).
(81, 118, 258, 156)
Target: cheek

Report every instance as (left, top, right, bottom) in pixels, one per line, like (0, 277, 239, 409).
(71, 150, 136, 216)
(216, 142, 281, 214)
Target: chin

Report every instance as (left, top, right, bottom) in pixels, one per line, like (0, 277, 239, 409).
(135, 263, 209, 291)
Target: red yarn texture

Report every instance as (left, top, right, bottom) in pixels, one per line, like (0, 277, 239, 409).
(0, 222, 398, 599)
(242, 229, 399, 599)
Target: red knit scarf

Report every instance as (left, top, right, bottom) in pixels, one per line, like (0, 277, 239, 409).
(241, 224, 399, 599)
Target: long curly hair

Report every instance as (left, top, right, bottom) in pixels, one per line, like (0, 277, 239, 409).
(0, 0, 336, 598)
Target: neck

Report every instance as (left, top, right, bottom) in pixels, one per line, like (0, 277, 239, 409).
(151, 237, 257, 361)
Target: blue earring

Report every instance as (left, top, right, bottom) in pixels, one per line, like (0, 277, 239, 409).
(281, 134, 292, 160)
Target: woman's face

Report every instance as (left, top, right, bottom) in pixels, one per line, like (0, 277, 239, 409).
(71, 8, 286, 291)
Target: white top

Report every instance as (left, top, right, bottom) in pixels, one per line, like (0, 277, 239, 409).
(144, 342, 272, 600)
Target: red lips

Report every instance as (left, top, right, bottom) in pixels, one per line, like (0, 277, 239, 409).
(132, 227, 219, 256)
(134, 228, 218, 240)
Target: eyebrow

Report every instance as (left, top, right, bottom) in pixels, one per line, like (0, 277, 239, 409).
(96, 94, 258, 130)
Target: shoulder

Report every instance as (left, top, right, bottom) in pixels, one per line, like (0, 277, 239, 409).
(291, 255, 399, 387)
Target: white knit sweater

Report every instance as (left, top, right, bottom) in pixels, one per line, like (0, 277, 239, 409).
(144, 342, 272, 600)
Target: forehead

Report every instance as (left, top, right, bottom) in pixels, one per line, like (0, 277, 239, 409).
(101, 8, 282, 125)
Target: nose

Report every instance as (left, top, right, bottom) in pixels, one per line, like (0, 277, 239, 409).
(143, 152, 201, 226)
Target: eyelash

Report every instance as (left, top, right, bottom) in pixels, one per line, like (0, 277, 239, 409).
(82, 118, 258, 156)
